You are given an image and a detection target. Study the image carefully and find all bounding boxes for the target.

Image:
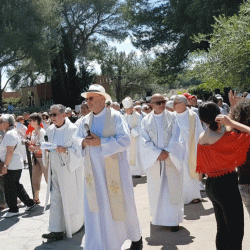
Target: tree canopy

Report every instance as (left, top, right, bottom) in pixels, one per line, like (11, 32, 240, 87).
(123, 0, 243, 75)
(0, 0, 61, 70)
(189, 1, 250, 92)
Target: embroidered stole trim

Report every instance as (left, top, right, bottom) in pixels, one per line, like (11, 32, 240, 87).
(146, 111, 183, 204)
(125, 111, 139, 166)
(84, 109, 125, 221)
(188, 110, 198, 179)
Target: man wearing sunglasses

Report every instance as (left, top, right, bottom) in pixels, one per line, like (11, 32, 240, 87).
(41, 104, 84, 241)
(140, 94, 184, 232)
(73, 84, 142, 250)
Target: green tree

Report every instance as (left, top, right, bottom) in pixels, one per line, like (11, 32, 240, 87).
(0, 0, 61, 69)
(123, 0, 243, 75)
(51, 0, 130, 106)
(98, 47, 157, 102)
(0, 0, 61, 105)
(190, 1, 250, 91)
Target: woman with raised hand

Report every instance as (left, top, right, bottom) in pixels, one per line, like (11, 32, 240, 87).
(196, 101, 250, 250)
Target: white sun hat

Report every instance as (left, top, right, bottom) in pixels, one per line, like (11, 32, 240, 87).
(122, 97, 133, 109)
(81, 84, 111, 102)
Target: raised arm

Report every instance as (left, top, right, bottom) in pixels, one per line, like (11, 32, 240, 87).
(216, 115, 250, 134)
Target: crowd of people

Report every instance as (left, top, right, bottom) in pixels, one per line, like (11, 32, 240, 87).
(0, 84, 250, 250)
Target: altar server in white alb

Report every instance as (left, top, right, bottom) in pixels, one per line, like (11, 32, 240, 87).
(173, 95, 204, 204)
(140, 94, 184, 232)
(74, 84, 142, 250)
(122, 97, 145, 177)
(41, 104, 84, 241)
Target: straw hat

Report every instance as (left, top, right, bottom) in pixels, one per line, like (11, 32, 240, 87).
(81, 84, 111, 102)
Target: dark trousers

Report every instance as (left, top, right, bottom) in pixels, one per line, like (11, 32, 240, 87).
(3, 169, 34, 213)
(206, 172, 244, 250)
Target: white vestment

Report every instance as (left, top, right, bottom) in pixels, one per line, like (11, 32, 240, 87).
(124, 111, 145, 176)
(74, 107, 141, 250)
(43, 118, 84, 238)
(176, 109, 204, 204)
(140, 110, 185, 226)
(75, 116, 84, 128)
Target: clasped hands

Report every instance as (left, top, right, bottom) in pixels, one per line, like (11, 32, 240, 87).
(82, 133, 101, 149)
(157, 150, 169, 161)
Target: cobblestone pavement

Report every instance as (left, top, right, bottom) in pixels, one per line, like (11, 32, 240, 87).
(1, 169, 250, 250)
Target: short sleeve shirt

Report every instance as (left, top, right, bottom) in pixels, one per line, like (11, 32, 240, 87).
(0, 129, 23, 170)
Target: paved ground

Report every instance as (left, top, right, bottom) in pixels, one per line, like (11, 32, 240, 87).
(1, 169, 250, 250)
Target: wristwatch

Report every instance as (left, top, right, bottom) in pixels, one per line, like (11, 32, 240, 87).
(3, 165, 8, 168)
(65, 148, 68, 154)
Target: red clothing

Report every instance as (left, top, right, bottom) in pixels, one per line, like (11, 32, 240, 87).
(196, 131, 250, 177)
(25, 123, 44, 136)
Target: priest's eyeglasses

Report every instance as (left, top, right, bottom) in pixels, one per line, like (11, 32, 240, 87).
(51, 113, 61, 117)
(151, 100, 166, 106)
(86, 96, 102, 102)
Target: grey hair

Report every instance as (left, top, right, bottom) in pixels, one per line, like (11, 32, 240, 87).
(111, 102, 120, 108)
(2, 114, 15, 126)
(175, 95, 188, 105)
(50, 104, 66, 113)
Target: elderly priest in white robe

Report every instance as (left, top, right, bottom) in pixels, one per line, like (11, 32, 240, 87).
(73, 84, 142, 250)
(122, 96, 145, 177)
(173, 95, 204, 204)
(41, 104, 84, 241)
(141, 94, 184, 232)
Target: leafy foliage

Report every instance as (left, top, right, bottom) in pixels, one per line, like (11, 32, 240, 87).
(123, 0, 243, 75)
(190, 1, 250, 91)
(0, 0, 61, 70)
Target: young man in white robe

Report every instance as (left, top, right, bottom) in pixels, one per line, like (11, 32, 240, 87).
(173, 95, 204, 204)
(73, 84, 142, 250)
(122, 97, 145, 177)
(41, 104, 84, 241)
(140, 94, 184, 232)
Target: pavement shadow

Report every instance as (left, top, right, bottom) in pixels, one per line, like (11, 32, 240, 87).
(184, 201, 214, 221)
(21, 205, 46, 218)
(132, 176, 147, 187)
(34, 225, 85, 250)
(145, 223, 194, 249)
(0, 216, 20, 231)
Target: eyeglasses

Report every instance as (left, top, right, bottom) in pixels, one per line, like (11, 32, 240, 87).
(86, 96, 102, 102)
(151, 100, 166, 106)
(51, 113, 61, 117)
(173, 102, 181, 106)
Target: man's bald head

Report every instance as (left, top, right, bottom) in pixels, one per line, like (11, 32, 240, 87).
(150, 94, 164, 103)
(150, 94, 166, 114)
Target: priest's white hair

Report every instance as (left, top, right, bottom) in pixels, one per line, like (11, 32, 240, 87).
(50, 104, 66, 113)
(175, 95, 188, 105)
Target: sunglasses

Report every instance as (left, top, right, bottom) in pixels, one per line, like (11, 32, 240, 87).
(86, 96, 102, 101)
(51, 113, 61, 117)
(151, 100, 166, 106)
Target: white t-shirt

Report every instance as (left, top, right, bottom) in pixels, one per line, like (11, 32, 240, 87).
(0, 128, 23, 170)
